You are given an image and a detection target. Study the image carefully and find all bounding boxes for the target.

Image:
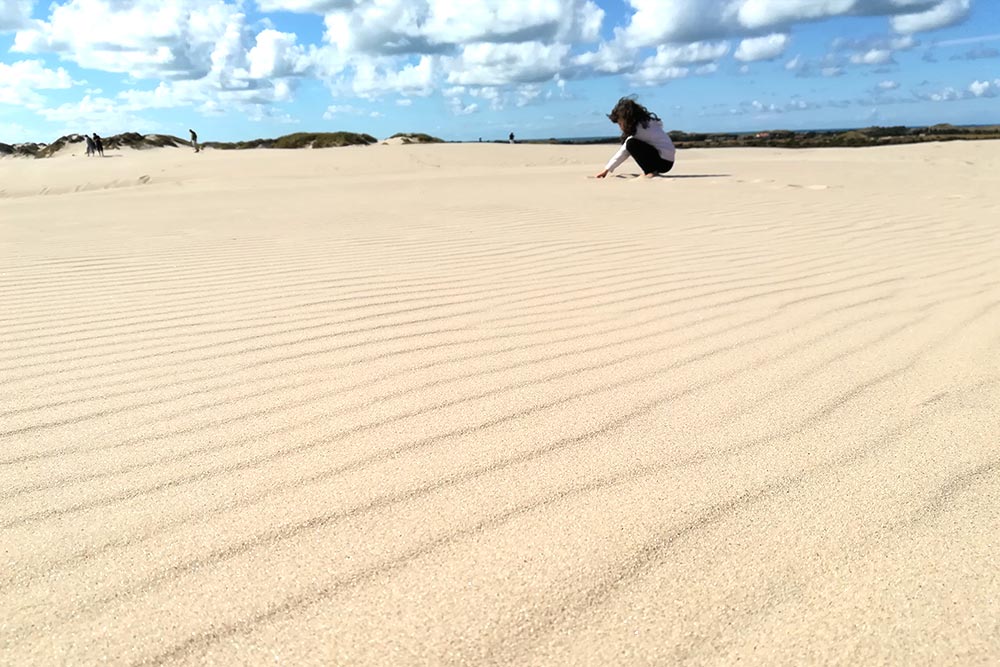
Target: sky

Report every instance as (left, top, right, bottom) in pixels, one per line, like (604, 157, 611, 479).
(0, 0, 998, 143)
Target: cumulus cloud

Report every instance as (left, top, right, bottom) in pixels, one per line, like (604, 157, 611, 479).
(655, 41, 732, 64)
(11, 0, 315, 117)
(623, 41, 730, 86)
(926, 86, 963, 101)
(891, 0, 971, 33)
(619, 0, 950, 48)
(321, 0, 603, 56)
(13, 0, 248, 80)
(0, 60, 75, 107)
(734, 33, 789, 62)
(968, 79, 1000, 97)
(1, 0, 32, 31)
(248, 30, 311, 79)
(35, 93, 155, 135)
(833, 34, 917, 53)
(785, 52, 848, 78)
(878, 79, 900, 89)
(572, 40, 636, 75)
(351, 56, 436, 98)
(912, 77, 1000, 102)
(445, 41, 571, 86)
(750, 99, 779, 113)
(850, 48, 895, 65)
(2, 0, 984, 131)
(629, 62, 689, 87)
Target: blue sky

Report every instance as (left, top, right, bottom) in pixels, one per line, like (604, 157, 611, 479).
(0, 0, 998, 143)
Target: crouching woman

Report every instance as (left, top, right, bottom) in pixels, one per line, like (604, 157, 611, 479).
(595, 97, 675, 178)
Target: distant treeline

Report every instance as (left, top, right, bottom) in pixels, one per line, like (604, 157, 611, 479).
(4, 126, 998, 159)
(666, 124, 1000, 149)
(517, 124, 1000, 149)
(203, 132, 378, 150)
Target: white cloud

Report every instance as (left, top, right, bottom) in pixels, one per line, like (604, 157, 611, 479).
(619, 0, 956, 49)
(11, 0, 311, 118)
(630, 62, 689, 87)
(514, 83, 544, 106)
(891, 0, 971, 33)
(833, 33, 918, 55)
(929, 86, 962, 101)
(395, 98, 413, 106)
(35, 93, 155, 135)
(351, 55, 436, 97)
(1, 0, 984, 135)
(322, 104, 365, 119)
(445, 41, 571, 86)
(321, 0, 603, 56)
(117, 76, 295, 115)
(850, 48, 895, 64)
(572, 40, 635, 74)
(0, 59, 75, 107)
(625, 41, 729, 86)
(248, 30, 310, 79)
(0, 0, 31, 31)
(447, 96, 479, 115)
(734, 33, 789, 62)
(13, 0, 246, 80)
(654, 41, 732, 64)
(256, 0, 353, 11)
(968, 79, 1000, 97)
(878, 79, 900, 89)
(750, 99, 779, 113)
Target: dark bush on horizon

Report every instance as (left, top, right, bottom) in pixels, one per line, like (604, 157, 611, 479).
(388, 133, 444, 144)
(274, 132, 378, 148)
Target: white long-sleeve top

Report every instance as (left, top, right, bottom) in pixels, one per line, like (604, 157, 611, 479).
(604, 119, 676, 172)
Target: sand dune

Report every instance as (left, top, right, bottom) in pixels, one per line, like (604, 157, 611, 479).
(1, 142, 999, 665)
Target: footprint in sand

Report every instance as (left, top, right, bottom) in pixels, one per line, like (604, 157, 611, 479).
(138, 175, 151, 184)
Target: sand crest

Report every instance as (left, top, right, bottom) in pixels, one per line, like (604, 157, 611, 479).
(1, 142, 998, 665)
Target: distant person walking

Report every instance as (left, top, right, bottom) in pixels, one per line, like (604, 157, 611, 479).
(189, 129, 200, 153)
(85, 134, 96, 157)
(594, 97, 675, 178)
(92, 133, 104, 157)
(508, 132, 515, 144)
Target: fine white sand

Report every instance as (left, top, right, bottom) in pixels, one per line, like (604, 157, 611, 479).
(1, 141, 998, 666)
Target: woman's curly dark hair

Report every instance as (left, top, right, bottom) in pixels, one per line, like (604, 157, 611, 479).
(607, 96, 660, 142)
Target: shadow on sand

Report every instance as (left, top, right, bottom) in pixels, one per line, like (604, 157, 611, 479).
(612, 173, 731, 179)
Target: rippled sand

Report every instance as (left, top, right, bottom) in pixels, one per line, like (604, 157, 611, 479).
(2, 141, 998, 665)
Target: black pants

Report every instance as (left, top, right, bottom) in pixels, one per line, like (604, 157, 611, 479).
(626, 137, 673, 175)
